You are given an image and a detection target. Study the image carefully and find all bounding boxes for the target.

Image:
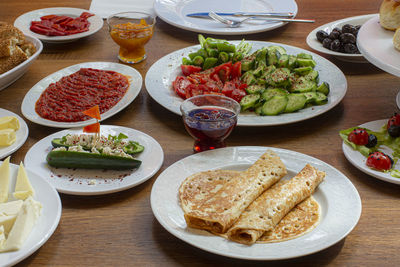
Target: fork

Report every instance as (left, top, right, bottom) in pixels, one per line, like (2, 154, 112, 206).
(208, 11, 315, 28)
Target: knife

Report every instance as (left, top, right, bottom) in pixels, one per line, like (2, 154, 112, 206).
(186, 12, 294, 18)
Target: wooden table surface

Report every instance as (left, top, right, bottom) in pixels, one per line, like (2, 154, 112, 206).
(1, 0, 399, 266)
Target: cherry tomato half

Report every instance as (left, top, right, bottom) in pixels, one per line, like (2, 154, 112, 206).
(387, 113, 400, 130)
(348, 128, 369, 146)
(181, 65, 202, 76)
(366, 152, 393, 171)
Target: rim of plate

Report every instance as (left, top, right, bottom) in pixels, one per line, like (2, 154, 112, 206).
(145, 40, 347, 126)
(21, 62, 142, 128)
(14, 7, 104, 43)
(150, 146, 362, 260)
(153, 0, 298, 35)
(306, 14, 376, 62)
(342, 119, 400, 185)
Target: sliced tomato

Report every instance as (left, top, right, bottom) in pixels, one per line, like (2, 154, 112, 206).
(230, 88, 246, 103)
(205, 81, 221, 92)
(221, 81, 237, 97)
(173, 76, 191, 99)
(181, 65, 202, 76)
(232, 61, 242, 78)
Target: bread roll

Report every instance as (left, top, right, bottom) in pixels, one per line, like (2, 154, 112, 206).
(380, 0, 400, 31)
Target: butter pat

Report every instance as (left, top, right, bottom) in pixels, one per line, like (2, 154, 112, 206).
(13, 163, 34, 200)
(0, 129, 16, 146)
(0, 200, 23, 234)
(0, 157, 10, 203)
(0, 116, 19, 131)
(0, 197, 42, 252)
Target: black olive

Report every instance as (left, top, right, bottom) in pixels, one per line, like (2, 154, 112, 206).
(316, 30, 329, 43)
(333, 27, 342, 34)
(388, 125, 400, 137)
(330, 39, 341, 51)
(344, 43, 358, 54)
(340, 33, 356, 44)
(329, 30, 340, 40)
(366, 134, 378, 148)
(342, 24, 354, 33)
(322, 38, 332, 49)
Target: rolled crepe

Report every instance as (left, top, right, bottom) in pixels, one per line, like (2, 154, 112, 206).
(227, 164, 325, 245)
(184, 150, 287, 234)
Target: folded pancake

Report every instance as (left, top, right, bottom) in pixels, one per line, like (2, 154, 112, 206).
(227, 164, 325, 245)
(184, 150, 287, 234)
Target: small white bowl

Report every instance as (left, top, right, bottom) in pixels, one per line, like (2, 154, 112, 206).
(306, 14, 376, 63)
(0, 34, 43, 91)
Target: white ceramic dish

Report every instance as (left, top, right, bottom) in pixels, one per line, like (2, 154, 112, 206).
(151, 146, 361, 260)
(306, 14, 376, 63)
(21, 62, 142, 128)
(0, 35, 42, 91)
(145, 41, 347, 126)
(342, 119, 400, 185)
(154, 0, 298, 35)
(0, 108, 29, 160)
(357, 15, 400, 77)
(0, 162, 62, 267)
(24, 125, 164, 195)
(14, 7, 103, 43)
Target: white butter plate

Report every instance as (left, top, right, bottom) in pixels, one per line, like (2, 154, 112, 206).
(306, 14, 376, 63)
(14, 7, 103, 43)
(24, 125, 164, 195)
(21, 62, 142, 128)
(342, 119, 400, 185)
(151, 146, 362, 260)
(0, 162, 62, 267)
(145, 41, 347, 126)
(0, 108, 29, 160)
(154, 0, 297, 35)
(357, 15, 400, 77)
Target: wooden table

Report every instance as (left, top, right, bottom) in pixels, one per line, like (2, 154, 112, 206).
(1, 0, 399, 266)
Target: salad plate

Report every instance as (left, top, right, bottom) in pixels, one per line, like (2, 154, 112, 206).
(145, 41, 347, 126)
(151, 146, 361, 260)
(154, 0, 298, 35)
(306, 14, 375, 63)
(21, 62, 142, 128)
(0, 161, 62, 266)
(357, 15, 400, 77)
(24, 125, 164, 195)
(342, 119, 400, 185)
(14, 7, 103, 43)
(0, 108, 29, 160)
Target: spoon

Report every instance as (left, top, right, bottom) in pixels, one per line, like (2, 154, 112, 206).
(209, 11, 315, 28)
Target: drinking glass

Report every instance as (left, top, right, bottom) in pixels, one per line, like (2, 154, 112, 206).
(180, 95, 240, 153)
(107, 12, 155, 64)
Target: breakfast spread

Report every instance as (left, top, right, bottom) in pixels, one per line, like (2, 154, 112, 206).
(35, 68, 130, 122)
(0, 22, 36, 74)
(316, 24, 361, 54)
(0, 157, 42, 252)
(179, 151, 325, 245)
(0, 116, 20, 147)
(30, 12, 94, 36)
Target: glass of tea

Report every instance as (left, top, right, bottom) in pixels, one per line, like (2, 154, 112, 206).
(107, 12, 155, 64)
(180, 95, 241, 153)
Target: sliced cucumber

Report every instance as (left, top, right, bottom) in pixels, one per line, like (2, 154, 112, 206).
(261, 95, 288, 115)
(304, 70, 319, 82)
(317, 82, 330, 96)
(268, 45, 287, 55)
(240, 94, 261, 111)
(277, 54, 289, 68)
(297, 53, 313, 59)
(261, 88, 288, 101)
(268, 68, 291, 88)
(296, 58, 317, 68)
(291, 77, 317, 93)
(267, 49, 280, 66)
(252, 65, 265, 77)
(284, 94, 307, 113)
(303, 92, 318, 104)
(241, 71, 257, 85)
(246, 84, 265, 94)
(294, 66, 313, 75)
(315, 92, 328, 105)
(288, 55, 298, 69)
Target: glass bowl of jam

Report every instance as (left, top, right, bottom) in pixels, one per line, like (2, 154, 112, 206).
(180, 95, 240, 153)
(107, 12, 155, 64)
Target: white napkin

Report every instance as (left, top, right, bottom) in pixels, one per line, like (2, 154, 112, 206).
(89, 0, 155, 19)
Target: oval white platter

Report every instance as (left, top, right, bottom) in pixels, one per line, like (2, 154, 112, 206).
(24, 125, 164, 195)
(21, 62, 142, 128)
(145, 41, 347, 126)
(342, 119, 400, 185)
(306, 14, 376, 63)
(14, 7, 103, 43)
(0, 161, 62, 266)
(0, 108, 29, 160)
(151, 146, 362, 260)
(154, 0, 298, 35)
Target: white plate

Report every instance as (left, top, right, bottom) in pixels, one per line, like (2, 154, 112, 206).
(306, 14, 376, 63)
(24, 125, 164, 195)
(0, 108, 29, 160)
(145, 41, 347, 126)
(21, 62, 142, 128)
(342, 119, 400, 185)
(0, 162, 62, 267)
(0, 35, 43, 91)
(151, 146, 361, 260)
(14, 7, 103, 43)
(154, 0, 298, 35)
(357, 15, 400, 77)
